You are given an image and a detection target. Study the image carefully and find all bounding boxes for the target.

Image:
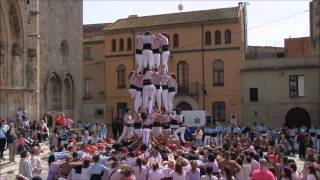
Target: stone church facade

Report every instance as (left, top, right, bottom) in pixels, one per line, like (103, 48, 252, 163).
(0, 0, 83, 120)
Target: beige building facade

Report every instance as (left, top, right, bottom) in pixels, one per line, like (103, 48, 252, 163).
(82, 23, 109, 122)
(241, 56, 320, 127)
(0, 0, 83, 120)
(102, 4, 247, 123)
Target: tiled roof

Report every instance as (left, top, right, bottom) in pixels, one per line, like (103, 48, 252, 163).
(104, 6, 240, 31)
(83, 23, 111, 37)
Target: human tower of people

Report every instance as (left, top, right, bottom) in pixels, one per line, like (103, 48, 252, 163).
(117, 31, 187, 146)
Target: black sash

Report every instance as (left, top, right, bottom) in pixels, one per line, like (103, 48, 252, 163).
(143, 79, 152, 86)
(153, 122, 161, 127)
(129, 85, 137, 89)
(162, 45, 169, 51)
(143, 125, 152, 129)
(168, 87, 176, 92)
(136, 87, 142, 91)
(155, 84, 161, 89)
(162, 124, 170, 129)
(143, 43, 152, 50)
(134, 122, 142, 129)
(162, 85, 168, 90)
(153, 49, 160, 53)
(136, 49, 142, 54)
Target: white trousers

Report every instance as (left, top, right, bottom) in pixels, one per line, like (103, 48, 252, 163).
(204, 135, 211, 146)
(134, 91, 142, 113)
(154, 88, 162, 111)
(142, 128, 151, 145)
(128, 88, 136, 99)
(173, 127, 186, 143)
(162, 51, 170, 74)
(143, 50, 153, 69)
(152, 126, 162, 138)
(162, 89, 169, 112)
(117, 126, 133, 143)
(153, 53, 161, 70)
(134, 128, 142, 138)
(168, 91, 176, 112)
(135, 54, 143, 73)
(143, 85, 156, 113)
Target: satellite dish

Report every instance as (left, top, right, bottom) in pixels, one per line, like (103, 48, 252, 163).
(178, 4, 183, 11)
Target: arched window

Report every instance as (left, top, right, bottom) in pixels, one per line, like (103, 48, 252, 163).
(225, 29, 231, 44)
(119, 38, 124, 51)
(205, 31, 212, 45)
(127, 38, 132, 51)
(212, 101, 225, 121)
(63, 75, 73, 110)
(117, 64, 126, 89)
(173, 33, 179, 48)
(111, 39, 116, 52)
(47, 73, 61, 111)
(213, 60, 224, 86)
(215, 30, 221, 45)
(177, 61, 189, 93)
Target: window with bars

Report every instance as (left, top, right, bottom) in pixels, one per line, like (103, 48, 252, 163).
(250, 88, 258, 102)
(84, 78, 92, 97)
(117, 103, 127, 121)
(177, 61, 189, 92)
(111, 39, 116, 52)
(83, 47, 92, 60)
(205, 31, 212, 45)
(117, 64, 126, 89)
(289, 75, 304, 97)
(215, 30, 221, 45)
(127, 38, 132, 51)
(173, 33, 179, 48)
(213, 60, 224, 86)
(119, 38, 124, 51)
(225, 29, 231, 44)
(213, 101, 225, 121)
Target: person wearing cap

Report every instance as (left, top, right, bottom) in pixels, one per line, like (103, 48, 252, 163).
(142, 31, 154, 70)
(135, 34, 143, 73)
(167, 73, 177, 113)
(252, 159, 275, 180)
(117, 108, 134, 143)
(158, 33, 170, 75)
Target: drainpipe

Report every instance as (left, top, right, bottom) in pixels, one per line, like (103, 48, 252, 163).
(131, 29, 135, 70)
(201, 23, 205, 110)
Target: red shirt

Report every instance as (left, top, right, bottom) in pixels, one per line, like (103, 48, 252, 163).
(252, 169, 275, 180)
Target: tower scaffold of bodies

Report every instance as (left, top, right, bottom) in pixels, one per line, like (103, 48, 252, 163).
(120, 31, 186, 147)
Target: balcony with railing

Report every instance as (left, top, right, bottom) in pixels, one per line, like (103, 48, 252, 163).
(177, 82, 199, 97)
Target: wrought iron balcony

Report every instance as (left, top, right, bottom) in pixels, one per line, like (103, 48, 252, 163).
(177, 82, 199, 96)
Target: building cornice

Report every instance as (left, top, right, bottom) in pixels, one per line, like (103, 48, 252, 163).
(104, 46, 241, 58)
(83, 35, 104, 43)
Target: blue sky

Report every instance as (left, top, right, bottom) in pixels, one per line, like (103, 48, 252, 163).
(83, 0, 310, 47)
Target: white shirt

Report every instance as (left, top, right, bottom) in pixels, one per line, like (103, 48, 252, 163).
(200, 175, 218, 180)
(171, 172, 186, 180)
(148, 170, 164, 180)
(307, 174, 318, 180)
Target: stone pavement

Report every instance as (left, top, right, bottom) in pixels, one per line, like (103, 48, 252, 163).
(0, 143, 50, 180)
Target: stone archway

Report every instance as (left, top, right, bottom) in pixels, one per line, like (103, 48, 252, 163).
(173, 96, 199, 111)
(62, 74, 73, 111)
(46, 72, 61, 111)
(176, 101, 193, 111)
(285, 107, 311, 128)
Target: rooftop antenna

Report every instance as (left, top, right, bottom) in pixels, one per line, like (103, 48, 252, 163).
(178, 0, 183, 12)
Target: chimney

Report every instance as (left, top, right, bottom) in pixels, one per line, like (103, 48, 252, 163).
(128, 15, 138, 18)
